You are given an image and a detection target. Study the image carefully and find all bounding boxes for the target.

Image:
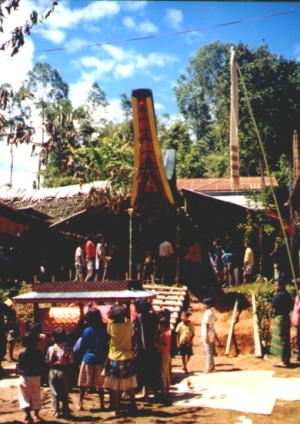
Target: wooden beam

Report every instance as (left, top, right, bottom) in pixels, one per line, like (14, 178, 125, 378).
(225, 297, 239, 356)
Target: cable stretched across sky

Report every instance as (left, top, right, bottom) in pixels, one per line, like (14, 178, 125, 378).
(36, 7, 300, 54)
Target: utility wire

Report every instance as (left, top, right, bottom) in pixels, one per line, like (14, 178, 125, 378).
(32, 7, 300, 54)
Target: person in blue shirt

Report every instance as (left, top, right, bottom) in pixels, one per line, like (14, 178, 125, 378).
(77, 308, 108, 411)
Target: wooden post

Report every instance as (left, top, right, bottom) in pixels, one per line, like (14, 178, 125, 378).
(252, 292, 262, 358)
(33, 303, 40, 324)
(225, 297, 239, 355)
(79, 303, 84, 320)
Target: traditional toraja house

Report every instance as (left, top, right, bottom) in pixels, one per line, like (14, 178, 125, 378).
(0, 89, 284, 285)
(0, 181, 116, 282)
(9, 89, 192, 332)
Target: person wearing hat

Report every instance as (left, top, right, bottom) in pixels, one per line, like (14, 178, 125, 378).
(201, 298, 217, 374)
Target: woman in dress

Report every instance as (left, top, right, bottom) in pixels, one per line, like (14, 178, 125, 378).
(270, 279, 294, 367)
(103, 304, 138, 418)
(77, 308, 108, 410)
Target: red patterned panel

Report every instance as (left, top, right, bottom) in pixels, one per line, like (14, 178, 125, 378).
(33, 280, 128, 292)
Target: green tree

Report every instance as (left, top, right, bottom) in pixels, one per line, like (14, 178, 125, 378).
(22, 62, 69, 188)
(175, 41, 228, 139)
(159, 119, 204, 178)
(0, 83, 33, 186)
(174, 42, 300, 184)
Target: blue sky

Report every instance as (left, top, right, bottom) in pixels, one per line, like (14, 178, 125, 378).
(0, 1, 300, 188)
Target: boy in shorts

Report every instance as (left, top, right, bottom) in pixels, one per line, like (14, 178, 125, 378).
(175, 311, 195, 373)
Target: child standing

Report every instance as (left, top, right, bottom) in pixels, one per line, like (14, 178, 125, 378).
(155, 317, 171, 403)
(201, 298, 217, 374)
(175, 311, 195, 374)
(18, 332, 44, 424)
(46, 328, 74, 418)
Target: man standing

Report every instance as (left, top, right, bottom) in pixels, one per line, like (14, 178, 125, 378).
(243, 241, 254, 283)
(94, 234, 111, 281)
(74, 241, 86, 282)
(158, 240, 174, 285)
(85, 235, 96, 282)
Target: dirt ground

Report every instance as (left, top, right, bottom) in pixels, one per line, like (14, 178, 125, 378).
(1, 292, 300, 424)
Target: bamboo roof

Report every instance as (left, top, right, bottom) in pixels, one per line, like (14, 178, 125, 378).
(0, 181, 112, 222)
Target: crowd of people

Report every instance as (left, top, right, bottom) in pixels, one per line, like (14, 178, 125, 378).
(73, 234, 112, 283)
(0, 276, 300, 421)
(6, 298, 203, 422)
(36, 228, 291, 292)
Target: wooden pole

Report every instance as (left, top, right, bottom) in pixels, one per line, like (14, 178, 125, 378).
(225, 297, 239, 355)
(252, 292, 262, 358)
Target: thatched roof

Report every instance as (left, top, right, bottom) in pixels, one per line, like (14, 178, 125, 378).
(0, 181, 112, 222)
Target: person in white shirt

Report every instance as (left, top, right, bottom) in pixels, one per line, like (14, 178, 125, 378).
(201, 298, 217, 374)
(158, 240, 174, 285)
(94, 234, 111, 282)
(74, 242, 86, 282)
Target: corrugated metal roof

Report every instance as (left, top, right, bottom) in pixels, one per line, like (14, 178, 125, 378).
(13, 289, 156, 304)
(213, 195, 263, 209)
(177, 176, 277, 192)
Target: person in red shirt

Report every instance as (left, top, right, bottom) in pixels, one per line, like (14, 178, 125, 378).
(85, 235, 96, 282)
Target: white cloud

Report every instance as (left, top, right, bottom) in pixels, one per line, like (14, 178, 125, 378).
(44, 1, 120, 30)
(136, 52, 177, 69)
(37, 29, 66, 44)
(154, 102, 165, 112)
(66, 38, 88, 53)
(138, 21, 158, 34)
(122, 16, 158, 35)
(69, 81, 125, 123)
(115, 63, 134, 78)
(102, 45, 126, 61)
(185, 30, 206, 46)
(122, 1, 147, 12)
(0, 40, 34, 90)
(69, 81, 91, 108)
(0, 143, 38, 189)
(76, 56, 115, 80)
(75, 46, 178, 83)
(166, 9, 183, 29)
(105, 99, 126, 122)
(123, 16, 135, 29)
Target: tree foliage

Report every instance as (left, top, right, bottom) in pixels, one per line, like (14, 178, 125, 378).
(0, 0, 58, 56)
(174, 42, 300, 184)
(1, 40, 299, 198)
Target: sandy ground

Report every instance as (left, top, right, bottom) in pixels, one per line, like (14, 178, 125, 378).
(1, 293, 300, 424)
